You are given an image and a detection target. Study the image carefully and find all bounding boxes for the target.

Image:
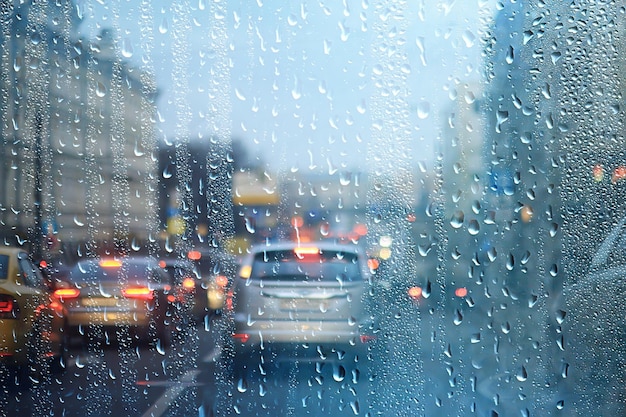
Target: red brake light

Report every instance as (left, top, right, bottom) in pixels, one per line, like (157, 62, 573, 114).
(122, 286, 153, 300)
(187, 250, 201, 261)
(367, 258, 380, 271)
(455, 287, 468, 298)
(215, 275, 228, 288)
(232, 333, 249, 343)
(0, 295, 18, 318)
(54, 288, 80, 300)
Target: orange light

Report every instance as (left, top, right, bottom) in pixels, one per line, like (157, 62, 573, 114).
(182, 277, 196, 290)
(239, 265, 252, 279)
(100, 259, 122, 268)
(225, 290, 234, 311)
(613, 166, 626, 183)
(294, 247, 320, 256)
(167, 294, 176, 303)
(215, 275, 228, 288)
(455, 287, 468, 298)
(158, 260, 166, 268)
(122, 286, 153, 300)
(54, 288, 80, 299)
(354, 223, 368, 236)
(408, 286, 423, 300)
(593, 164, 604, 182)
(187, 250, 202, 261)
(39, 260, 48, 268)
(367, 258, 380, 271)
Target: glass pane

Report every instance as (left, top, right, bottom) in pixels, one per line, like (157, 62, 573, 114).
(0, 0, 624, 416)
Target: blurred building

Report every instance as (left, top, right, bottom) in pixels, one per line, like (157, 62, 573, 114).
(0, 1, 158, 257)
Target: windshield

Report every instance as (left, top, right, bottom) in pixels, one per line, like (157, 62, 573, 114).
(1, 1, 624, 416)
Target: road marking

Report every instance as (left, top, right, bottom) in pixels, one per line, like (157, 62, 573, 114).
(140, 369, 201, 417)
(139, 347, 221, 417)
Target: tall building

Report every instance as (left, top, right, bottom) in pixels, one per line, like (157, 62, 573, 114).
(0, 1, 158, 258)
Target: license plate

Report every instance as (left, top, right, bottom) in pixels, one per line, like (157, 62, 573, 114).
(280, 299, 328, 311)
(81, 297, 118, 307)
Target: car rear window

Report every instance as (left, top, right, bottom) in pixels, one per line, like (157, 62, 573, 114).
(250, 249, 361, 282)
(0, 255, 8, 280)
(68, 261, 161, 283)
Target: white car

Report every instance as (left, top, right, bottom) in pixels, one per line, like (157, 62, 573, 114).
(230, 241, 376, 375)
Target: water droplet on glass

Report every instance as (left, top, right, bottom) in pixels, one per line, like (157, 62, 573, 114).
(245, 217, 255, 233)
(450, 211, 464, 229)
(468, 219, 480, 235)
(237, 377, 248, 392)
(453, 309, 463, 325)
(96, 82, 107, 98)
(333, 364, 346, 382)
(159, 17, 169, 34)
(505, 45, 514, 64)
(417, 101, 430, 119)
(121, 37, 133, 58)
(516, 366, 528, 382)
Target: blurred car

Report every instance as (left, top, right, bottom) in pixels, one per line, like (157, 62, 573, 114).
(159, 257, 230, 321)
(231, 241, 376, 374)
(54, 256, 174, 345)
(184, 248, 238, 314)
(0, 246, 66, 379)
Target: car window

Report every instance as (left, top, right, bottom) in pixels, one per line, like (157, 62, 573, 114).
(250, 249, 361, 282)
(3, 1, 626, 416)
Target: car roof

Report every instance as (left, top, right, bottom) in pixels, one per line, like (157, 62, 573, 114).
(247, 240, 363, 255)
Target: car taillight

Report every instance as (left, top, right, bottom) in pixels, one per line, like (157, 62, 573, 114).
(182, 277, 195, 290)
(122, 286, 153, 301)
(407, 286, 423, 300)
(454, 287, 468, 298)
(0, 295, 18, 318)
(215, 275, 228, 288)
(232, 333, 249, 343)
(54, 288, 81, 300)
(360, 335, 377, 343)
(225, 289, 234, 311)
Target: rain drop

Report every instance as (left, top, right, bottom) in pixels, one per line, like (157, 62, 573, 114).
(516, 366, 528, 382)
(450, 211, 464, 229)
(237, 377, 248, 393)
(417, 101, 430, 119)
(121, 37, 133, 58)
(333, 364, 346, 382)
(96, 82, 107, 98)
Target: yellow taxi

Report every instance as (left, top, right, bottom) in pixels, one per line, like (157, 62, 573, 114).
(0, 246, 66, 378)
